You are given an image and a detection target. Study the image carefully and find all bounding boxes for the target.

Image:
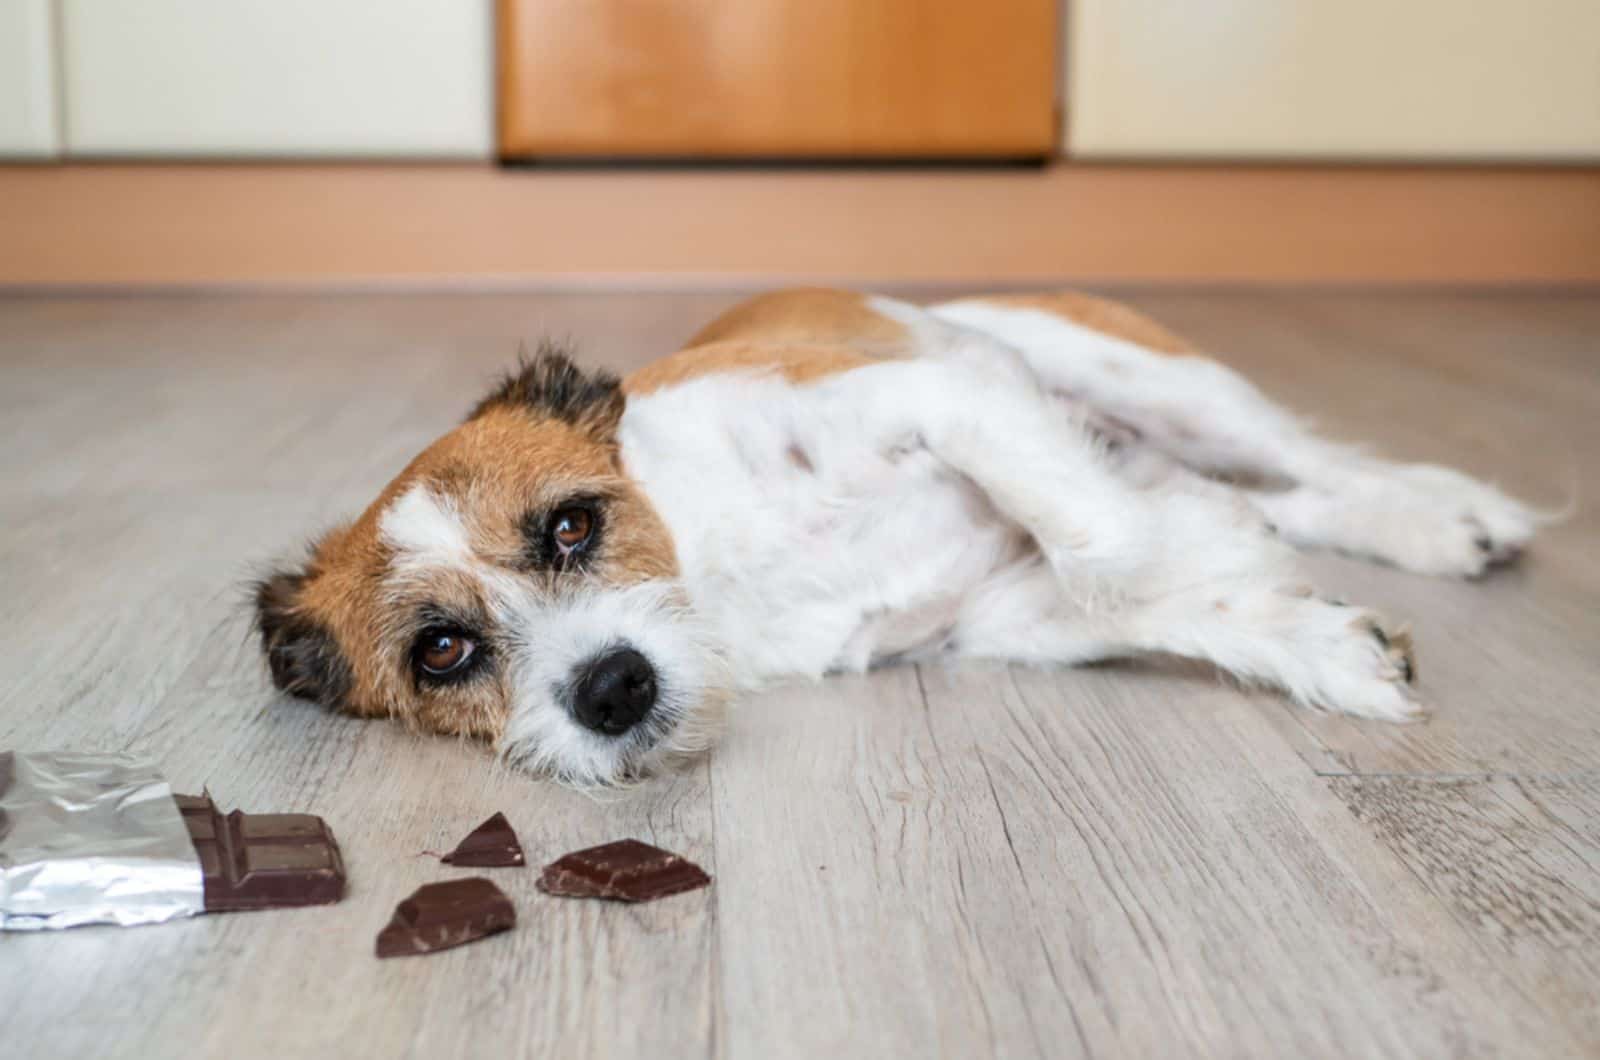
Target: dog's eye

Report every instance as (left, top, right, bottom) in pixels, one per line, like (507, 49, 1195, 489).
(549, 506, 595, 556)
(416, 630, 475, 676)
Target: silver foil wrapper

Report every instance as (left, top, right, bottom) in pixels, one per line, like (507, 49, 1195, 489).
(0, 750, 205, 930)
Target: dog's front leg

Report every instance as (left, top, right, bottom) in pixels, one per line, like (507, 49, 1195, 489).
(931, 298, 1538, 577)
(819, 355, 1271, 594)
(820, 357, 1422, 721)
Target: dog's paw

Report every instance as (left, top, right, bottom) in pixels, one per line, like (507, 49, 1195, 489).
(1260, 462, 1536, 579)
(1280, 600, 1425, 722)
(1383, 510, 1514, 580)
(1385, 464, 1535, 575)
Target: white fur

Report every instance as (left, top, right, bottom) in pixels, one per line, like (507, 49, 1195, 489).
(495, 580, 727, 787)
(620, 371, 1027, 683)
(379, 484, 475, 573)
(932, 299, 1539, 576)
(619, 316, 1429, 723)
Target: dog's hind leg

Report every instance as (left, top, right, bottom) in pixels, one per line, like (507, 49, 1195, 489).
(928, 295, 1539, 578)
(816, 354, 1420, 720)
(949, 554, 1421, 722)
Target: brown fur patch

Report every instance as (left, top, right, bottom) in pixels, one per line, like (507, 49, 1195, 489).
(970, 292, 1197, 356)
(684, 288, 913, 357)
(624, 340, 878, 397)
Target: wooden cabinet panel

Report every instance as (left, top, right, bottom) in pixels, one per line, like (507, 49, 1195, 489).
(0, 0, 59, 157)
(499, 0, 1057, 158)
(1067, 0, 1600, 160)
(61, 0, 493, 157)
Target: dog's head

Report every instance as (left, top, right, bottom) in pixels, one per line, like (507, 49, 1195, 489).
(254, 346, 726, 786)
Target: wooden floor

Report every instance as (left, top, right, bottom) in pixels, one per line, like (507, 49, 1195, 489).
(2, 289, 1598, 1058)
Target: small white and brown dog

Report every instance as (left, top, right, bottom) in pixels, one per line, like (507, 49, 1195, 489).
(255, 289, 1537, 786)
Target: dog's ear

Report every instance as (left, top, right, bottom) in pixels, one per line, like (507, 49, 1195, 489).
(468, 341, 625, 439)
(253, 564, 351, 710)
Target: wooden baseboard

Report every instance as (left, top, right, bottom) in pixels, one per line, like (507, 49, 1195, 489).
(2, 163, 1597, 288)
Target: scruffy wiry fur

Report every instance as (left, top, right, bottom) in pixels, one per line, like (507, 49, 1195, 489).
(253, 567, 351, 709)
(468, 343, 625, 439)
(253, 287, 1544, 788)
(495, 580, 729, 788)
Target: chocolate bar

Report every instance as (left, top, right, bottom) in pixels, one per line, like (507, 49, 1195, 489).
(174, 794, 345, 912)
(376, 878, 515, 958)
(537, 839, 711, 902)
(441, 812, 525, 867)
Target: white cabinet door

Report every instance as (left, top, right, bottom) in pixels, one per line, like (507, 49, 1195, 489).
(61, 0, 492, 157)
(1067, 0, 1600, 159)
(0, 0, 59, 157)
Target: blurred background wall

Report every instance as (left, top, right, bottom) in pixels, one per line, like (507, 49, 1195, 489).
(1, 0, 1597, 287)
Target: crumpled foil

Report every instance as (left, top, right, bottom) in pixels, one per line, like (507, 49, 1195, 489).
(0, 751, 204, 930)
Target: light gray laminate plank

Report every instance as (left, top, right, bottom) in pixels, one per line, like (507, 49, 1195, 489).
(1332, 773, 1600, 1044)
(914, 661, 1585, 1056)
(706, 666, 1094, 1058)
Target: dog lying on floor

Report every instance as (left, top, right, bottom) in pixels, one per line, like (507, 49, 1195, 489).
(254, 289, 1537, 785)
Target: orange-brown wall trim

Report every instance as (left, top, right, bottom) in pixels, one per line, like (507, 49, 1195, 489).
(1, 164, 1598, 288)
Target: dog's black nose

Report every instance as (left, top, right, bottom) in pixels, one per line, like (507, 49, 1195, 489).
(572, 648, 658, 736)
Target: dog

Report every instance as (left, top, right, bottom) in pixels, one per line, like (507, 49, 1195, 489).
(254, 288, 1538, 786)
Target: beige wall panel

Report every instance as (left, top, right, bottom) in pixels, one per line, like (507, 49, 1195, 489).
(1067, 0, 1600, 159)
(0, 0, 60, 157)
(61, 0, 492, 157)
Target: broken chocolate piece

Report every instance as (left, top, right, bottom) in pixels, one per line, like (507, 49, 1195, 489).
(441, 812, 525, 867)
(174, 793, 345, 912)
(537, 839, 710, 902)
(376, 878, 515, 958)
